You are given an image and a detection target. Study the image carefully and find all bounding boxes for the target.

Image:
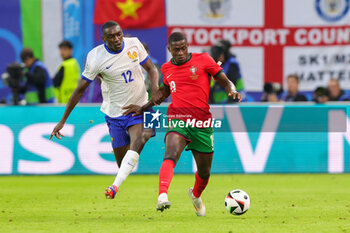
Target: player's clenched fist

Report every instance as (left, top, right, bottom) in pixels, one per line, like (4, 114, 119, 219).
(228, 90, 242, 102)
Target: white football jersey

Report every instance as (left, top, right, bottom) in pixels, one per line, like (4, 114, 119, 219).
(82, 37, 149, 117)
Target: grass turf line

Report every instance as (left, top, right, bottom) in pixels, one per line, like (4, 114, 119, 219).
(0, 174, 350, 233)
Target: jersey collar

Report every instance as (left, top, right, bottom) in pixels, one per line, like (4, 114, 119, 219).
(104, 41, 125, 54)
(171, 53, 192, 66)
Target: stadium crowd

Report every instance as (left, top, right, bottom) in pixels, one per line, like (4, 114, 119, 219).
(0, 39, 349, 105)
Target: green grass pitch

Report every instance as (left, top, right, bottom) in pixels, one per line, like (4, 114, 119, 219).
(1, 174, 350, 233)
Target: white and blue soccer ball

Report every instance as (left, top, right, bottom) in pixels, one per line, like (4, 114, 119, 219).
(225, 189, 250, 215)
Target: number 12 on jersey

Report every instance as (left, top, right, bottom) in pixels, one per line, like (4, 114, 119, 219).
(122, 70, 133, 83)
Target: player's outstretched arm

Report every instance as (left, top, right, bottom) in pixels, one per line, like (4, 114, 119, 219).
(49, 79, 90, 140)
(141, 58, 161, 104)
(122, 85, 170, 116)
(215, 72, 242, 102)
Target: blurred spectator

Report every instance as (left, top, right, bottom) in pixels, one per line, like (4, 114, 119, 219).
(20, 48, 55, 104)
(209, 39, 244, 103)
(281, 74, 307, 102)
(261, 82, 283, 102)
(0, 75, 11, 104)
(327, 79, 348, 101)
(312, 87, 329, 103)
(53, 40, 80, 103)
(1, 62, 26, 105)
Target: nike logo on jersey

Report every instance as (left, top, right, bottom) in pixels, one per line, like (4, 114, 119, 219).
(106, 64, 113, 69)
(166, 73, 173, 79)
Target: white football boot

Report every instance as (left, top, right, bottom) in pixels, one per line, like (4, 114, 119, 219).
(156, 193, 171, 212)
(188, 187, 206, 217)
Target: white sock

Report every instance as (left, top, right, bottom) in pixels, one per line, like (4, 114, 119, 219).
(158, 193, 168, 202)
(112, 150, 139, 188)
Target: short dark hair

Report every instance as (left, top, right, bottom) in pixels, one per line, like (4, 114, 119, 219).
(287, 74, 299, 83)
(210, 45, 224, 62)
(210, 39, 234, 61)
(217, 39, 231, 51)
(102, 21, 120, 33)
(168, 32, 187, 44)
(59, 40, 73, 49)
(20, 48, 34, 62)
(314, 86, 329, 96)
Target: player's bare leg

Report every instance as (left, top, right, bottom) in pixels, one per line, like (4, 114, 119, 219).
(157, 133, 187, 211)
(188, 150, 213, 216)
(114, 144, 130, 167)
(105, 124, 153, 199)
(128, 124, 154, 153)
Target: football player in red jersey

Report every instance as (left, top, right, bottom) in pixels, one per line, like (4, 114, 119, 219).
(122, 32, 241, 216)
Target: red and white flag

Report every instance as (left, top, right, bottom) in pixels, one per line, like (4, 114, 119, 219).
(166, 0, 350, 91)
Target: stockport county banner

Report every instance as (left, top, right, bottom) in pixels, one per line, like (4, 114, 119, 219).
(166, 0, 350, 92)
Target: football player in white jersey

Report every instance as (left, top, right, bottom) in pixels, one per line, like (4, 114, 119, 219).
(50, 21, 160, 199)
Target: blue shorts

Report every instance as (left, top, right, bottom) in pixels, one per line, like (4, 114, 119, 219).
(105, 113, 155, 148)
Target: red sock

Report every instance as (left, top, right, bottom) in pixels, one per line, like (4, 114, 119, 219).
(192, 172, 209, 198)
(159, 159, 175, 195)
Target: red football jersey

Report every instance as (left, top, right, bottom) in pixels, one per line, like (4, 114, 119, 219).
(161, 53, 223, 122)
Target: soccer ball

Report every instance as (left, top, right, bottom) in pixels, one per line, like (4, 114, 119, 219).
(225, 189, 250, 215)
